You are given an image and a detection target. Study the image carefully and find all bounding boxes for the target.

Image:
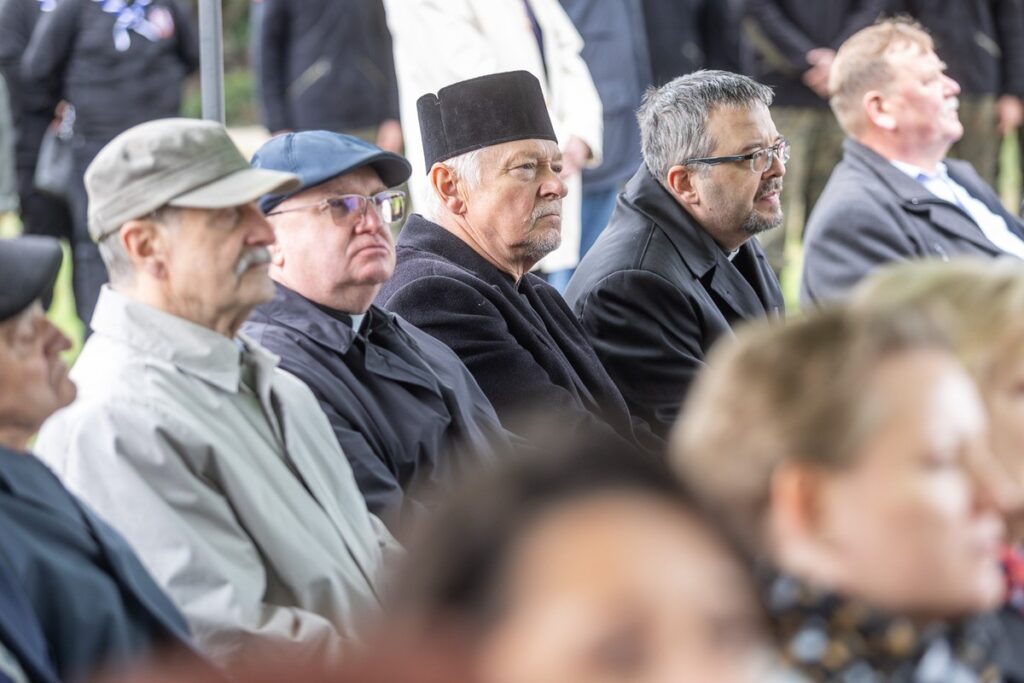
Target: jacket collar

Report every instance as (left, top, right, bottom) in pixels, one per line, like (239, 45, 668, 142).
(398, 214, 530, 290)
(842, 139, 1007, 254)
(624, 166, 777, 317)
(250, 283, 403, 354)
(89, 286, 279, 394)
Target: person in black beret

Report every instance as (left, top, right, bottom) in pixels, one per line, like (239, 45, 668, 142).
(0, 236, 198, 683)
(376, 70, 661, 455)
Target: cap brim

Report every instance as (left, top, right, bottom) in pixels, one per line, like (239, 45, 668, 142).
(168, 167, 301, 209)
(0, 236, 63, 322)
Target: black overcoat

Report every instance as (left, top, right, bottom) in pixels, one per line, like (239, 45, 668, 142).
(376, 215, 662, 455)
(243, 283, 510, 532)
(800, 139, 1024, 307)
(565, 166, 784, 438)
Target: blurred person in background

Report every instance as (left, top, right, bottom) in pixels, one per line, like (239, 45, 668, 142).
(20, 0, 198, 331)
(252, 0, 402, 152)
(0, 236, 197, 683)
(390, 429, 783, 683)
(0, 0, 73, 248)
(565, 70, 785, 438)
(800, 18, 1024, 307)
(851, 258, 1024, 680)
(557, 0, 651, 270)
(244, 130, 511, 534)
(0, 73, 15, 216)
(641, 0, 750, 87)
(889, 0, 1024, 187)
(34, 119, 400, 665)
(377, 71, 659, 455)
(383, 0, 603, 286)
(744, 0, 886, 275)
(674, 305, 1015, 680)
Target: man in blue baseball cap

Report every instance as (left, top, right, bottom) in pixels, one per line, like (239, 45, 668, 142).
(246, 131, 511, 534)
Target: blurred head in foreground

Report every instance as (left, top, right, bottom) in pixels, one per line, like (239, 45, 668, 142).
(673, 305, 1007, 621)
(852, 258, 1024, 541)
(392, 432, 776, 683)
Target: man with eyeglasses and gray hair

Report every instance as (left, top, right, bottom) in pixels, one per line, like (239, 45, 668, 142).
(34, 118, 401, 665)
(564, 70, 787, 438)
(243, 131, 510, 535)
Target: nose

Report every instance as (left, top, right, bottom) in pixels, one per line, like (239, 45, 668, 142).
(540, 167, 568, 200)
(943, 73, 961, 96)
(245, 203, 277, 246)
(39, 315, 71, 356)
(968, 443, 1023, 521)
(355, 199, 385, 234)
(764, 149, 786, 180)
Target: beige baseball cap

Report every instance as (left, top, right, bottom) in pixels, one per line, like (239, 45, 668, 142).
(85, 118, 300, 242)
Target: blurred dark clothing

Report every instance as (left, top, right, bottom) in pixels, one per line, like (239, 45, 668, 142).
(377, 214, 663, 456)
(254, 0, 399, 134)
(20, 0, 197, 328)
(21, 0, 198, 145)
(890, 0, 1024, 98)
(559, 0, 650, 192)
(0, 553, 58, 683)
(641, 0, 749, 86)
(0, 0, 72, 240)
(745, 0, 887, 108)
(565, 166, 783, 437)
(242, 283, 510, 534)
(0, 445, 193, 683)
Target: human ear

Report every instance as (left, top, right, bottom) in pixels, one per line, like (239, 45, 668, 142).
(120, 219, 168, 279)
(666, 164, 701, 206)
(769, 461, 828, 546)
(430, 164, 466, 215)
(864, 90, 896, 131)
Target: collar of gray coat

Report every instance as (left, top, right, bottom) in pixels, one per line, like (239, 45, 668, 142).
(88, 286, 281, 394)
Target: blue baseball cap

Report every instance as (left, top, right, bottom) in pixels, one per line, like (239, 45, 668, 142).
(252, 131, 413, 213)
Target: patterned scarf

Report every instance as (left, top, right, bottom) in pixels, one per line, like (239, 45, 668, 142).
(764, 572, 1003, 682)
(91, 0, 162, 52)
(1002, 545, 1024, 614)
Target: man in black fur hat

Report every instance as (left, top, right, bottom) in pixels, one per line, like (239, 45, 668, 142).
(376, 70, 660, 454)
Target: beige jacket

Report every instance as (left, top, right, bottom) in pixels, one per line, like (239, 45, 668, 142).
(384, 0, 603, 272)
(35, 287, 400, 665)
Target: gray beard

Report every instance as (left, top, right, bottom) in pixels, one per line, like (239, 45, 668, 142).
(519, 230, 562, 264)
(740, 206, 783, 237)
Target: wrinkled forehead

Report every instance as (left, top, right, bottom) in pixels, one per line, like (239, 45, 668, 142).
(487, 138, 562, 166)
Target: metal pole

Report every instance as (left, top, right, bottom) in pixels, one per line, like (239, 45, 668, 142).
(198, 0, 225, 124)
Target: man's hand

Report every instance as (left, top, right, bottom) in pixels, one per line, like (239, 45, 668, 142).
(802, 48, 836, 100)
(376, 119, 404, 154)
(997, 95, 1024, 136)
(559, 136, 591, 179)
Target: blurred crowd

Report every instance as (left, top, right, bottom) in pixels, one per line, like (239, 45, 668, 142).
(4, 1, 1024, 682)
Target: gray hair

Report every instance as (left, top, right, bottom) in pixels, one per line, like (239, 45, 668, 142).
(422, 147, 486, 221)
(637, 70, 774, 182)
(98, 205, 184, 286)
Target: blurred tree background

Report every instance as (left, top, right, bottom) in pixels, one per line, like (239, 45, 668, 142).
(181, 0, 258, 125)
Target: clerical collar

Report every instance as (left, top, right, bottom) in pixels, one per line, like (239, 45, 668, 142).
(313, 302, 366, 333)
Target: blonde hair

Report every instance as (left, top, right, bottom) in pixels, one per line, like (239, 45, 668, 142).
(670, 306, 949, 554)
(829, 17, 934, 135)
(851, 258, 1024, 393)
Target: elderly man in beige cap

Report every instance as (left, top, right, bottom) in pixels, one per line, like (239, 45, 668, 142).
(34, 118, 401, 665)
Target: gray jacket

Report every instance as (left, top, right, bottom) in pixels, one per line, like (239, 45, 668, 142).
(36, 287, 400, 665)
(800, 138, 1024, 306)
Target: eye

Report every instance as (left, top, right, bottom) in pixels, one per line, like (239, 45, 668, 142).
(550, 161, 564, 174)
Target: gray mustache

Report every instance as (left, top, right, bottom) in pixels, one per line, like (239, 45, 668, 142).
(235, 248, 272, 277)
(532, 203, 562, 221)
(757, 179, 783, 199)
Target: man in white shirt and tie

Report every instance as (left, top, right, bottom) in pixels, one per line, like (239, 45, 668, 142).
(800, 17, 1024, 306)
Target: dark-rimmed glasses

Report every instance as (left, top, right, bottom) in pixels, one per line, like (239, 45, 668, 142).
(681, 138, 791, 173)
(266, 190, 407, 226)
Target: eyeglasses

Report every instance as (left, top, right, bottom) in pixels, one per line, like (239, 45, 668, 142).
(266, 190, 407, 226)
(681, 138, 791, 174)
